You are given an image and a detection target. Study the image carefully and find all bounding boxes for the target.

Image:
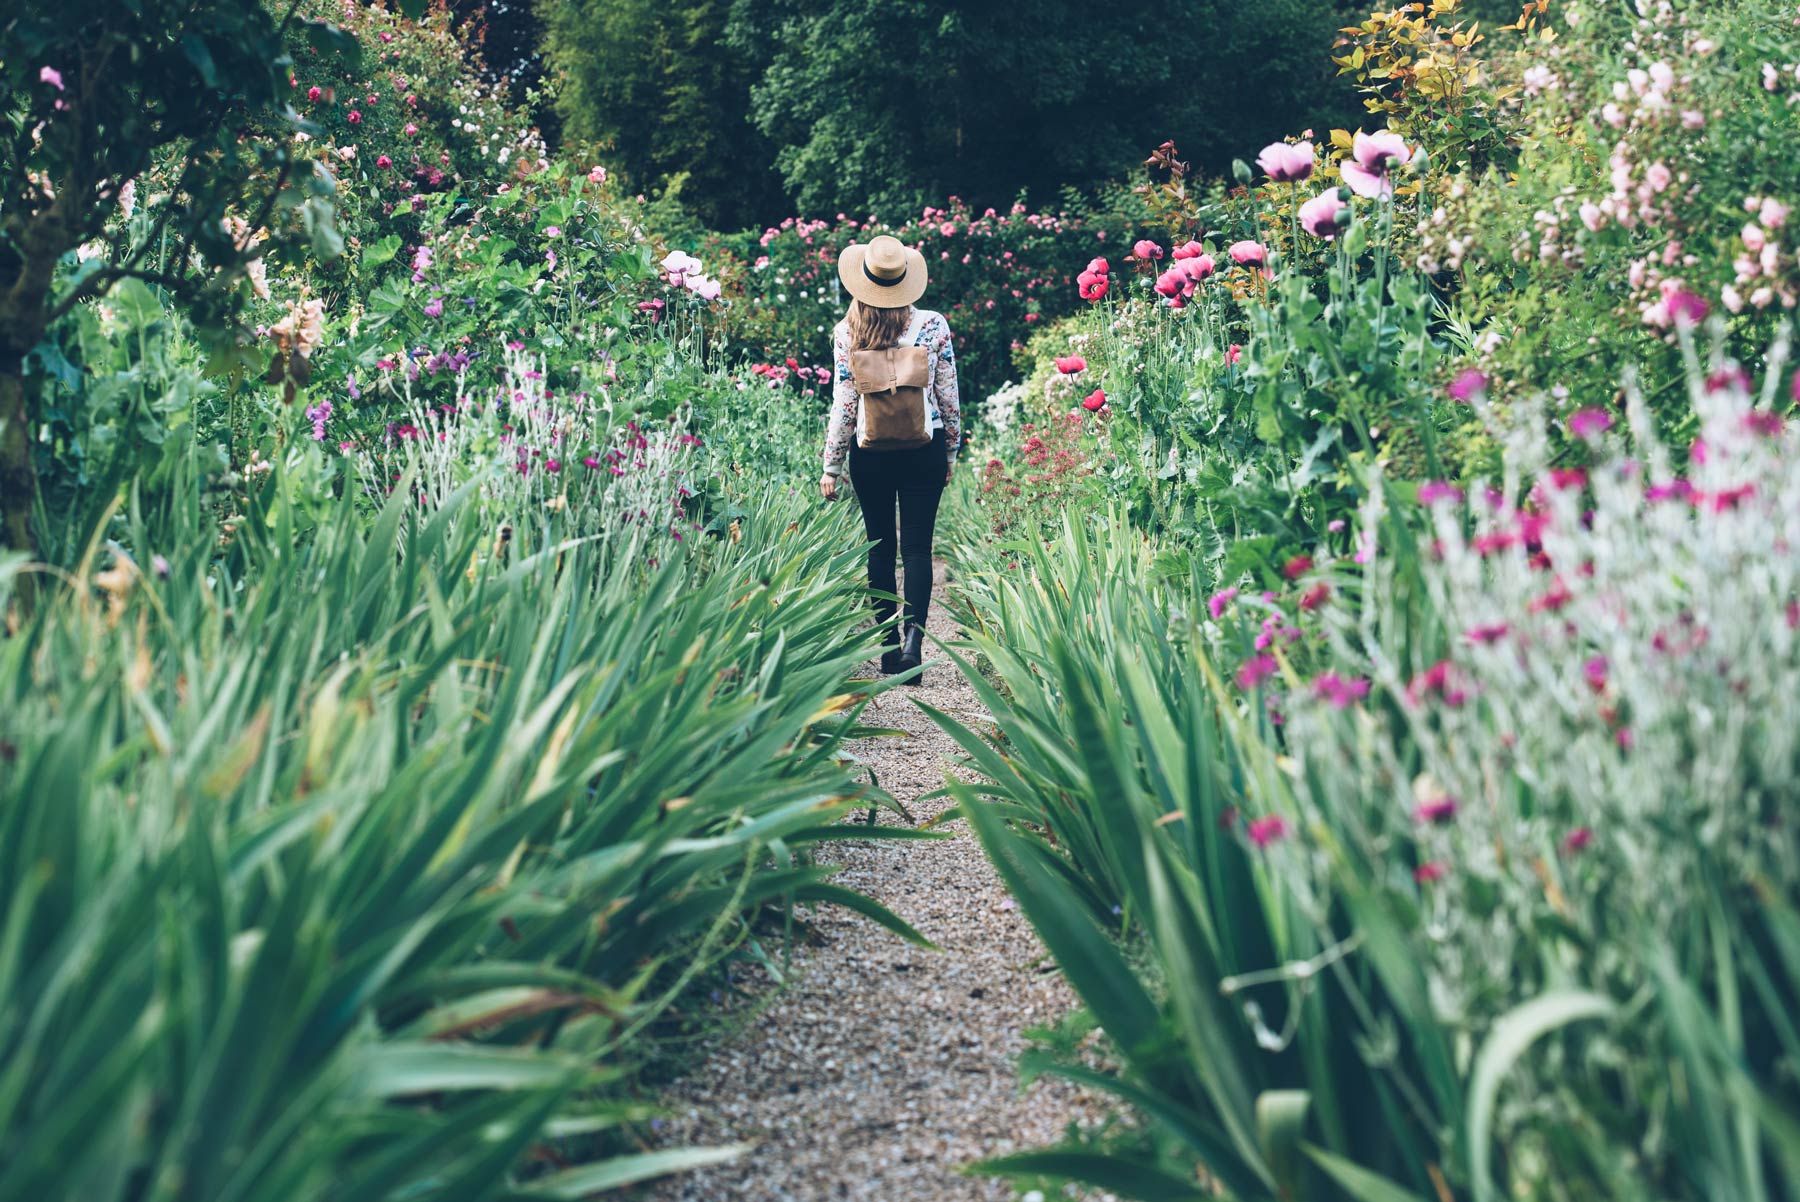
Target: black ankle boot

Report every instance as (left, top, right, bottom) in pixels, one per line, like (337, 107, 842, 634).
(880, 648, 903, 674)
(897, 623, 925, 685)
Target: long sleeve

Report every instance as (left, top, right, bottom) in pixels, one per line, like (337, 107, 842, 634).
(933, 322, 962, 467)
(822, 324, 857, 476)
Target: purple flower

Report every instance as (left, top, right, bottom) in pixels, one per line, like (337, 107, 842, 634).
(1208, 587, 1238, 619)
(423, 297, 443, 318)
(305, 399, 332, 441)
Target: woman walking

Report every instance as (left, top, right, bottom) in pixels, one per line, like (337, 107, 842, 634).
(819, 234, 961, 683)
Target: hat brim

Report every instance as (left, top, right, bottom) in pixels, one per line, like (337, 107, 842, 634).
(838, 243, 929, 308)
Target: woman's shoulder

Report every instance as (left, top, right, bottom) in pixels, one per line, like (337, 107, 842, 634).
(913, 308, 951, 339)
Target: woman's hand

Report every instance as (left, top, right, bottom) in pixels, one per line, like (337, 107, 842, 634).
(819, 473, 839, 501)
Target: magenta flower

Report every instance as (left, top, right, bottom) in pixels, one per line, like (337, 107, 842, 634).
(1247, 815, 1289, 848)
(1208, 587, 1238, 619)
(1228, 240, 1267, 267)
(582, 456, 601, 469)
(40, 66, 65, 91)
(1172, 240, 1207, 260)
(1418, 479, 1465, 506)
(1414, 797, 1458, 824)
(1311, 672, 1370, 708)
(1077, 270, 1108, 301)
(347, 109, 361, 125)
(1414, 861, 1448, 884)
(1569, 408, 1613, 440)
(376, 154, 392, 169)
(1465, 622, 1510, 645)
(1256, 140, 1316, 183)
(307, 85, 322, 102)
(1561, 827, 1595, 856)
(1666, 289, 1710, 327)
(1448, 369, 1489, 402)
(1283, 554, 1313, 580)
(1300, 582, 1332, 611)
(1547, 467, 1588, 491)
(1236, 653, 1279, 690)
(1299, 190, 1349, 239)
(1340, 130, 1413, 199)
(545, 458, 561, 473)
(1133, 239, 1165, 261)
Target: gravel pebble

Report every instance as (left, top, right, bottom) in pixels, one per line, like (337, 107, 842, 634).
(643, 560, 1101, 1201)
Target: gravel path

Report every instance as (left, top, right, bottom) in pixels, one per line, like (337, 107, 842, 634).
(642, 559, 1096, 1202)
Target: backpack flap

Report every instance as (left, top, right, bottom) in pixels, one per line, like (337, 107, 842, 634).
(851, 345, 932, 451)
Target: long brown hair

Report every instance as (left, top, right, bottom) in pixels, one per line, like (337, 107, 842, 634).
(846, 299, 913, 350)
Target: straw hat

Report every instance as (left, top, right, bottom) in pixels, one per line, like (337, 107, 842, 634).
(837, 234, 929, 308)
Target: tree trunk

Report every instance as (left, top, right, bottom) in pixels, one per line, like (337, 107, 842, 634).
(0, 354, 34, 555)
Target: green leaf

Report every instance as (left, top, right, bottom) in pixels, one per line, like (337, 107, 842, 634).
(1303, 1145, 1430, 1202)
(361, 234, 403, 270)
(971, 1149, 1216, 1201)
(1256, 1090, 1311, 1199)
(302, 18, 363, 69)
(181, 33, 220, 88)
(349, 1042, 588, 1098)
(528, 1145, 749, 1195)
(1469, 990, 1614, 1202)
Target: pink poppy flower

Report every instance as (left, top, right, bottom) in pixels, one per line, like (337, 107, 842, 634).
(1081, 387, 1107, 412)
(1229, 240, 1267, 267)
(1172, 240, 1207, 260)
(1086, 256, 1110, 276)
(1133, 239, 1164, 261)
(1247, 815, 1289, 848)
(1340, 130, 1413, 198)
(1256, 140, 1316, 183)
(1226, 344, 1243, 365)
(1299, 190, 1349, 239)
(1054, 355, 1087, 374)
(1181, 254, 1216, 281)
(1077, 271, 1108, 301)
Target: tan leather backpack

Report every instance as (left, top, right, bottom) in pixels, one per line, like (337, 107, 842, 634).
(850, 344, 932, 451)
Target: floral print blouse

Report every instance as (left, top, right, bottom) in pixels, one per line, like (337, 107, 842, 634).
(822, 308, 962, 476)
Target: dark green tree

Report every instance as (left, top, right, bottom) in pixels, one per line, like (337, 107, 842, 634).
(725, 0, 1365, 220)
(541, 0, 788, 230)
(0, 0, 353, 553)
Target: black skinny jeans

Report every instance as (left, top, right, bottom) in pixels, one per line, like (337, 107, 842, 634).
(849, 431, 947, 641)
